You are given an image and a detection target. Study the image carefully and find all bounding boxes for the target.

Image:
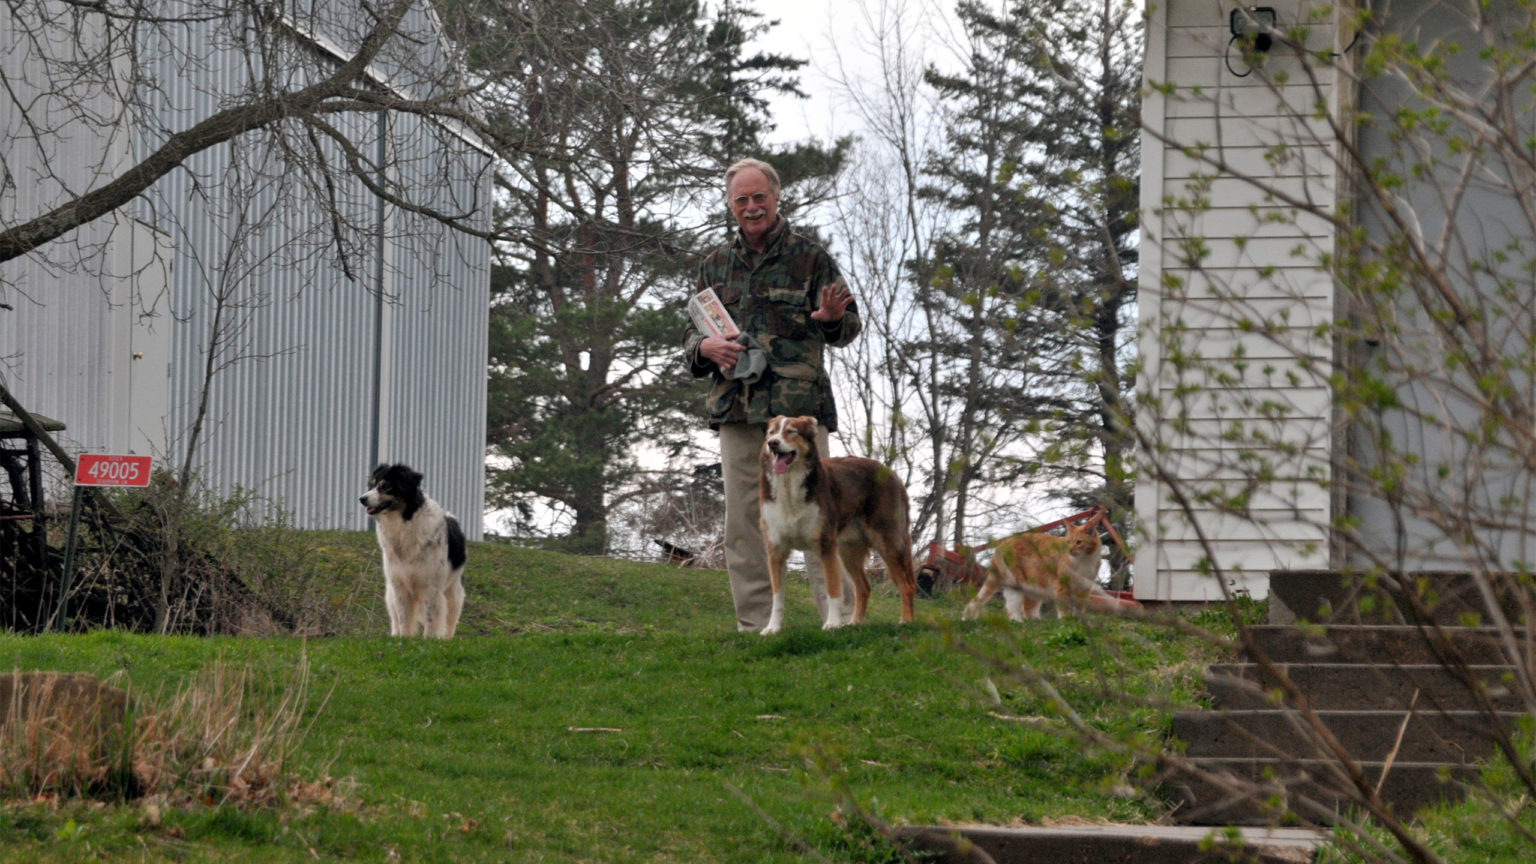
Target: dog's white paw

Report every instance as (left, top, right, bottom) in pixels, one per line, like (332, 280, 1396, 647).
(821, 605, 846, 630)
(762, 594, 785, 635)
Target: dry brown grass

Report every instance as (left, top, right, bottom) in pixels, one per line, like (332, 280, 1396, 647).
(1, 655, 340, 808)
(0, 671, 134, 798)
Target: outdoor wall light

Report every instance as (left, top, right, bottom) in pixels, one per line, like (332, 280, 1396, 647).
(1230, 6, 1277, 53)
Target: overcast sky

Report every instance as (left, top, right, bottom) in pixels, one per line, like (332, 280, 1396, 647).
(748, 0, 850, 145)
(747, 0, 964, 149)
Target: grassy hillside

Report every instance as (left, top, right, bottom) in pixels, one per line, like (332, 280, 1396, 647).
(0, 535, 1221, 863)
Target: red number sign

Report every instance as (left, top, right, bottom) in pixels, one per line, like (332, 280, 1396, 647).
(75, 454, 152, 487)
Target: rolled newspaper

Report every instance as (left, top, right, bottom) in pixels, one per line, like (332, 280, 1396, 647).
(688, 287, 740, 339)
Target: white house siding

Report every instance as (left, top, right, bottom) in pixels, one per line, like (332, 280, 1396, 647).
(1, 2, 490, 537)
(1135, 1, 1350, 600)
(1345, 4, 1536, 571)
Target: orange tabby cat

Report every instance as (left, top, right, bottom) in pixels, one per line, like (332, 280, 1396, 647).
(962, 523, 1103, 620)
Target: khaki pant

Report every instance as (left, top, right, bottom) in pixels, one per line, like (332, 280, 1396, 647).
(719, 423, 856, 632)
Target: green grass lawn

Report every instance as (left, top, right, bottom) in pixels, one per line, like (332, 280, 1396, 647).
(0, 535, 1221, 862)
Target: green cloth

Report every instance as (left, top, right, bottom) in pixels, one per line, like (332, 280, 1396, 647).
(682, 217, 861, 431)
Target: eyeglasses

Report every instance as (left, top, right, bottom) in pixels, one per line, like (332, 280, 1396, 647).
(730, 192, 773, 209)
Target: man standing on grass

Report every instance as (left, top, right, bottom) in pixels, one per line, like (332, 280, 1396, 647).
(682, 157, 861, 632)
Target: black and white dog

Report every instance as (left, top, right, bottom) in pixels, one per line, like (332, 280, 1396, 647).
(360, 463, 467, 638)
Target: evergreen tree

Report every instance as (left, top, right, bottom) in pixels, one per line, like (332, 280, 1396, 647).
(446, 0, 838, 552)
(916, 0, 1139, 577)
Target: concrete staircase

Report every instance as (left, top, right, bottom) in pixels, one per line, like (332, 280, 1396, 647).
(1164, 571, 1532, 827)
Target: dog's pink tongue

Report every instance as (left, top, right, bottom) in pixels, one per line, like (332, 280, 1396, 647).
(774, 454, 792, 474)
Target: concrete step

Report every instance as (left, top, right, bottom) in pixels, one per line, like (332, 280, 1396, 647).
(896, 824, 1324, 863)
(1171, 709, 1520, 763)
(1165, 758, 1479, 826)
(1203, 663, 1523, 711)
(1160, 572, 1533, 829)
(1269, 570, 1532, 626)
(1245, 624, 1522, 666)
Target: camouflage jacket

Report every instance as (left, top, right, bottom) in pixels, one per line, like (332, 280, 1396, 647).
(682, 217, 861, 431)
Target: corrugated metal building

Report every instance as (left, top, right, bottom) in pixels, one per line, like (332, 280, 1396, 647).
(1, 1, 490, 537)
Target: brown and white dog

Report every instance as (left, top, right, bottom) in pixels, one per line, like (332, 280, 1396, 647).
(758, 415, 918, 634)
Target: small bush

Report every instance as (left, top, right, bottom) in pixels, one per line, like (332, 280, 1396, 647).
(51, 473, 371, 635)
(1186, 594, 1269, 634)
(1, 657, 342, 810)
